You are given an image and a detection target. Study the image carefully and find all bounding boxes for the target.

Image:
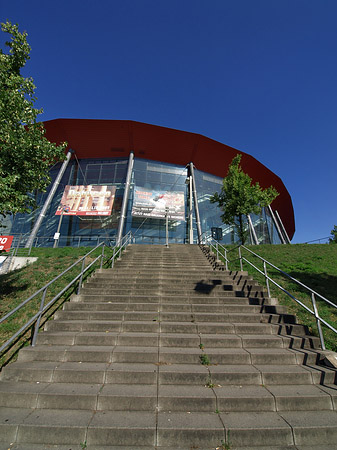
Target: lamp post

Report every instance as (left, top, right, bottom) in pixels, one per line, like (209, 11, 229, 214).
(53, 205, 70, 248)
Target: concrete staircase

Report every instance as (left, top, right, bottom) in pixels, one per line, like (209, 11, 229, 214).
(0, 243, 336, 450)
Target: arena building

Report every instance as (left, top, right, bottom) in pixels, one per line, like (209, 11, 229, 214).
(6, 119, 295, 247)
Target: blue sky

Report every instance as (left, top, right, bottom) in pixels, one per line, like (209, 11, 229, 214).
(1, 0, 336, 243)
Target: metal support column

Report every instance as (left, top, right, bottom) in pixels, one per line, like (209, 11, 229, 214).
(275, 210, 291, 244)
(116, 152, 134, 247)
(25, 149, 74, 249)
(189, 162, 202, 244)
(268, 205, 286, 244)
(247, 214, 259, 245)
(186, 176, 193, 244)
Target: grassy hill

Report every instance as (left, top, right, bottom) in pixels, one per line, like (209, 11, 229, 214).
(0, 246, 105, 367)
(219, 243, 337, 351)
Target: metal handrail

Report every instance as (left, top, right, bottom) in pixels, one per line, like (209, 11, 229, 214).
(0, 231, 134, 356)
(203, 237, 337, 350)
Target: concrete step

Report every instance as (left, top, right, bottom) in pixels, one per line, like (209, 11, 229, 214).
(35, 330, 319, 351)
(16, 344, 319, 366)
(1, 381, 335, 413)
(79, 286, 268, 297)
(53, 310, 286, 323)
(1, 409, 337, 447)
(3, 359, 336, 387)
(63, 301, 288, 315)
(86, 277, 258, 287)
(43, 318, 312, 338)
(71, 293, 280, 305)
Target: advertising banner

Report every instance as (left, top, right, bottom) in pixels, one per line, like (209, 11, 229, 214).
(0, 236, 14, 252)
(56, 185, 116, 216)
(132, 186, 185, 220)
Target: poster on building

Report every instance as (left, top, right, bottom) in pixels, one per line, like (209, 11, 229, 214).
(132, 186, 185, 220)
(56, 185, 116, 216)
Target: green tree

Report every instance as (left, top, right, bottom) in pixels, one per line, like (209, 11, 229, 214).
(0, 21, 66, 217)
(329, 225, 337, 244)
(210, 154, 279, 244)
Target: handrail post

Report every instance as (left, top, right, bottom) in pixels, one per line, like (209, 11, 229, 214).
(112, 247, 115, 268)
(32, 287, 48, 346)
(238, 247, 243, 271)
(100, 244, 105, 269)
(264, 261, 271, 298)
(77, 257, 86, 294)
(311, 293, 325, 350)
(225, 249, 228, 271)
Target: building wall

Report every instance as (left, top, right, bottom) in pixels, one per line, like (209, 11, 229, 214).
(7, 156, 284, 247)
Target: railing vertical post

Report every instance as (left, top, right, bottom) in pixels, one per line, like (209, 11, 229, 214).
(238, 247, 243, 271)
(225, 249, 228, 271)
(264, 261, 271, 298)
(112, 248, 115, 268)
(311, 293, 326, 350)
(32, 287, 48, 347)
(100, 245, 104, 269)
(77, 257, 86, 294)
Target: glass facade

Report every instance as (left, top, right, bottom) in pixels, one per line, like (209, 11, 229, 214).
(4, 155, 284, 247)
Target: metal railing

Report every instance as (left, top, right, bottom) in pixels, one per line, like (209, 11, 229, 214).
(203, 237, 337, 351)
(0, 231, 133, 358)
(3, 233, 116, 251)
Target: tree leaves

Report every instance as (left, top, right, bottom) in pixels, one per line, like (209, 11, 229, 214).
(0, 21, 66, 217)
(210, 154, 278, 244)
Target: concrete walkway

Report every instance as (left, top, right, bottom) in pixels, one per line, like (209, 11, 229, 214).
(0, 244, 336, 449)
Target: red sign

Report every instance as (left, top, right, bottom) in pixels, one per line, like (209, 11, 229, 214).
(0, 236, 14, 252)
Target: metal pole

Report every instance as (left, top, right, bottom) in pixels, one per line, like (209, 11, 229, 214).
(247, 214, 259, 245)
(275, 210, 291, 244)
(189, 163, 202, 244)
(53, 209, 65, 248)
(165, 207, 169, 248)
(77, 257, 86, 295)
(238, 247, 243, 271)
(111, 247, 115, 268)
(25, 149, 74, 248)
(188, 176, 193, 244)
(100, 244, 105, 269)
(311, 293, 325, 350)
(268, 205, 286, 244)
(116, 152, 134, 247)
(264, 261, 271, 298)
(32, 287, 48, 346)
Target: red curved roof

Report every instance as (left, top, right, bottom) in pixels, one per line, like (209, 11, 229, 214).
(43, 119, 295, 238)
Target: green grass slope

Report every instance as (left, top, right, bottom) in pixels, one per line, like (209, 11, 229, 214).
(0, 247, 104, 367)
(222, 244, 337, 351)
